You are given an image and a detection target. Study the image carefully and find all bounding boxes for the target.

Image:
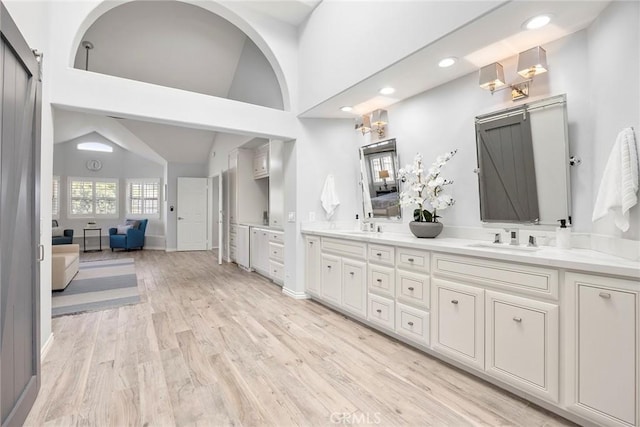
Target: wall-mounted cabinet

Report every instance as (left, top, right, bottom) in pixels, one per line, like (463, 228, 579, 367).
(228, 148, 268, 226)
(253, 144, 269, 179)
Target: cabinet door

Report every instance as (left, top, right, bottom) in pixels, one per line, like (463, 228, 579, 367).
(250, 228, 260, 271)
(368, 264, 395, 298)
(566, 272, 638, 427)
(396, 269, 430, 309)
(321, 254, 342, 305)
(259, 230, 270, 272)
(305, 237, 321, 295)
(342, 259, 367, 318)
(432, 279, 485, 370)
(486, 291, 559, 402)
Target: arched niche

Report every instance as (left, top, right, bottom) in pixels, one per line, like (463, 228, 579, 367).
(70, 0, 290, 111)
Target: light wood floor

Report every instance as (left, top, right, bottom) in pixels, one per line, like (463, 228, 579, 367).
(26, 250, 574, 426)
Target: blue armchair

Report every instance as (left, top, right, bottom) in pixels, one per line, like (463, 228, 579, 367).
(52, 220, 74, 245)
(109, 219, 148, 251)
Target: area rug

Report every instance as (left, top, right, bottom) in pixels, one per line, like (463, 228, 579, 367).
(52, 258, 140, 317)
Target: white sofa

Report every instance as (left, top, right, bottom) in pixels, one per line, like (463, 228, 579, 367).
(51, 244, 79, 290)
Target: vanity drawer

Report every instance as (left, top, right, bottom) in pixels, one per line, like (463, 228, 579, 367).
(269, 231, 284, 243)
(229, 234, 237, 248)
(396, 270, 430, 309)
(395, 303, 430, 345)
(368, 294, 395, 330)
(432, 253, 559, 300)
(269, 242, 284, 262)
(322, 237, 366, 259)
(396, 247, 430, 273)
(368, 244, 395, 266)
(368, 264, 395, 298)
(230, 224, 237, 235)
(230, 246, 237, 260)
(269, 260, 284, 282)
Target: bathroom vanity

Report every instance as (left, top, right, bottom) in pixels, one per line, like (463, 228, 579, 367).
(302, 229, 640, 427)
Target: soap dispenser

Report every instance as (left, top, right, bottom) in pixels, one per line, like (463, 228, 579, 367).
(556, 219, 572, 249)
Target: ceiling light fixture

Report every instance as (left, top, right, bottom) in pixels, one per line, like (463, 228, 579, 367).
(438, 57, 457, 68)
(340, 106, 353, 112)
(355, 109, 388, 138)
(77, 142, 113, 153)
(379, 87, 395, 95)
(523, 14, 551, 30)
(479, 46, 548, 101)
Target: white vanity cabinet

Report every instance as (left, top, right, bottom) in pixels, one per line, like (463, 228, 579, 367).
(320, 238, 368, 319)
(304, 236, 321, 296)
(250, 227, 269, 275)
(485, 291, 559, 402)
(565, 273, 639, 427)
(268, 231, 284, 285)
(431, 278, 485, 370)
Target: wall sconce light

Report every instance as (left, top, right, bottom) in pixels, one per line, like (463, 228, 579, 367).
(355, 109, 388, 138)
(479, 46, 548, 101)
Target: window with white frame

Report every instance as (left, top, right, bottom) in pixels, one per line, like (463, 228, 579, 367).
(370, 154, 396, 183)
(52, 176, 60, 218)
(126, 179, 160, 217)
(68, 177, 118, 218)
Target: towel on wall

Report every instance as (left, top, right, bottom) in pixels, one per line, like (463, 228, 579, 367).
(321, 174, 340, 219)
(592, 127, 639, 232)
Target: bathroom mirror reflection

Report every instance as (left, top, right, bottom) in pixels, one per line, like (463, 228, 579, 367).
(359, 138, 401, 220)
(474, 94, 571, 225)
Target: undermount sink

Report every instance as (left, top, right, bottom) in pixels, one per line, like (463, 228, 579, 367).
(467, 242, 541, 252)
(338, 230, 377, 236)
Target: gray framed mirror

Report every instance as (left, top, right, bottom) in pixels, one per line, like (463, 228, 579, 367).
(474, 94, 571, 225)
(359, 138, 401, 220)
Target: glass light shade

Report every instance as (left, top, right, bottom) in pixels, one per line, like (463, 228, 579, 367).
(355, 115, 371, 133)
(371, 109, 388, 127)
(517, 46, 548, 78)
(479, 62, 505, 91)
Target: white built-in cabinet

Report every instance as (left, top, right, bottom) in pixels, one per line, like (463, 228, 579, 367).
(303, 233, 640, 426)
(268, 140, 284, 229)
(268, 231, 284, 285)
(228, 148, 268, 226)
(253, 144, 269, 179)
(565, 272, 639, 427)
(250, 227, 270, 275)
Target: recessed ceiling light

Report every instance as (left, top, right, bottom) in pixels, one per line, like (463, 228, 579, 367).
(379, 87, 395, 95)
(438, 57, 457, 68)
(523, 14, 551, 30)
(340, 106, 353, 112)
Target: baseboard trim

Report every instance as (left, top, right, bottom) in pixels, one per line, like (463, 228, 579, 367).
(41, 333, 54, 361)
(282, 287, 310, 300)
(165, 247, 177, 252)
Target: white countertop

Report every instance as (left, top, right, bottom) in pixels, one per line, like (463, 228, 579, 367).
(241, 222, 284, 232)
(301, 229, 640, 281)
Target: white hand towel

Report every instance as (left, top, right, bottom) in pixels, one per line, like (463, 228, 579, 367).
(321, 174, 340, 219)
(592, 127, 639, 232)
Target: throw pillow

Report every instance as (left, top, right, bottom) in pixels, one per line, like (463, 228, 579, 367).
(52, 227, 64, 237)
(117, 225, 132, 235)
(125, 219, 140, 229)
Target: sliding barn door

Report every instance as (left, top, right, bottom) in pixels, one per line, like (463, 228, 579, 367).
(0, 3, 42, 426)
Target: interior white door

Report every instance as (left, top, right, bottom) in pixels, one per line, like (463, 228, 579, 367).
(177, 177, 208, 251)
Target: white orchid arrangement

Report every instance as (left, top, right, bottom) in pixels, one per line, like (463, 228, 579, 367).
(398, 149, 457, 222)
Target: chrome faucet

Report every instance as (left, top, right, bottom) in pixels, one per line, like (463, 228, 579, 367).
(505, 228, 519, 245)
(493, 233, 502, 244)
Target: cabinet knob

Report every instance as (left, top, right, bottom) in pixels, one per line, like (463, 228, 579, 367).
(349, 272, 354, 276)
(513, 317, 522, 323)
(407, 258, 414, 262)
(309, 241, 314, 245)
(327, 265, 332, 269)
(376, 309, 382, 313)
(451, 300, 459, 304)
(376, 279, 382, 283)
(599, 292, 611, 299)
(408, 287, 415, 291)
(376, 253, 382, 256)
(407, 321, 414, 326)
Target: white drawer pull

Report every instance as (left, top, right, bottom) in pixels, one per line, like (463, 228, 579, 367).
(451, 300, 459, 304)
(376, 309, 382, 313)
(513, 317, 522, 322)
(599, 292, 611, 299)
(408, 287, 415, 291)
(407, 321, 414, 326)
(407, 258, 414, 262)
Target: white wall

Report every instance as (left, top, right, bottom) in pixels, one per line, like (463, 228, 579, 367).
(53, 133, 165, 244)
(227, 38, 284, 110)
(588, 0, 640, 240)
(297, 1, 502, 112)
(207, 132, 254, 177)
(165, 162, 208, 250)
